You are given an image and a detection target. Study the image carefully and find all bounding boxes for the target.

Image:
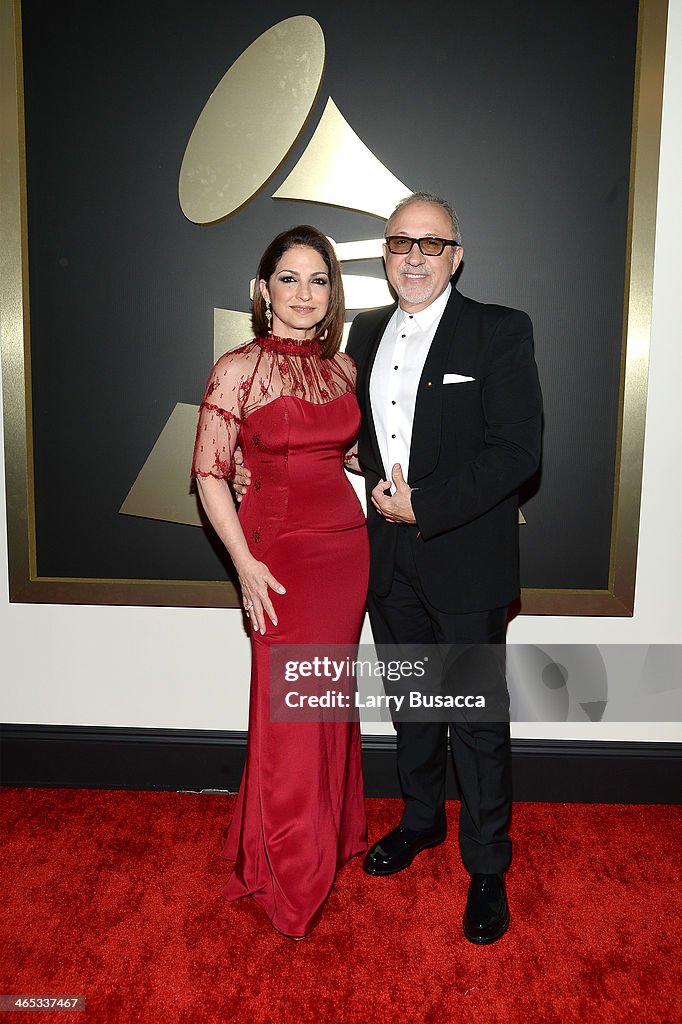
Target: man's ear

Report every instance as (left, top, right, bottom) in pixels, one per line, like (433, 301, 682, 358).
(451, 246, 464, 275)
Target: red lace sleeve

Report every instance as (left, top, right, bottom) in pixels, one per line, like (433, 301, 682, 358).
(192, 339, 358, 479)
(335, 350, 357, 390)
(191, 350, 246, 479)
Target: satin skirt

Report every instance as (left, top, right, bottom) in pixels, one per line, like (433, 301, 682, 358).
(221, 522, 369, 937)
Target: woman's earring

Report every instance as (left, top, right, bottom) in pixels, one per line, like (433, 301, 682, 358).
(265, 300, 272, 332)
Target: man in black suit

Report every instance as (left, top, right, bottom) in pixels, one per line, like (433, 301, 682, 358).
(346, 192, 542, 944)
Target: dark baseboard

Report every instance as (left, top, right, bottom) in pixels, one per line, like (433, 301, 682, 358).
(1, 724, 680, 803)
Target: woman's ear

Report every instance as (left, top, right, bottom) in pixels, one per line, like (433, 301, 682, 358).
(258, 279, 270, 303)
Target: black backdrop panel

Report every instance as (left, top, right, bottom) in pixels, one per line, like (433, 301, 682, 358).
(20, 0, 638, 590)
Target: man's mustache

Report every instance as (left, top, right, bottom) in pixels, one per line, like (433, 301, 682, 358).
(397, 263, 433, 276)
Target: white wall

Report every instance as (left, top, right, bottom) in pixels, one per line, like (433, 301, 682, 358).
(1, 2, 681, 742)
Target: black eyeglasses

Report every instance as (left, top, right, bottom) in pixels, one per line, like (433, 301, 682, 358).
(385, 235, 460, 256)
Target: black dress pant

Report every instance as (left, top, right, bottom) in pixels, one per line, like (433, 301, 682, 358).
(367, 527, 512, 875)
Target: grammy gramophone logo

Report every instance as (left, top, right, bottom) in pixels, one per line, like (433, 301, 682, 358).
(120, 15, 412, 528)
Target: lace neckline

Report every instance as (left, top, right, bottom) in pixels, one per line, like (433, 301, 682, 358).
(256, 335, 322, 357)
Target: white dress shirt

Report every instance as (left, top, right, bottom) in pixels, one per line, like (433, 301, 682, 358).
(370, 284, 451, 489)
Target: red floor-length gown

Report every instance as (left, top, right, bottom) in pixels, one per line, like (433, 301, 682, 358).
(192, 334, 369, 937)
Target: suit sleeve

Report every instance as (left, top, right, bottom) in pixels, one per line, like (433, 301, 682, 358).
(410, 310, 542, 539)
(345, 318, 361, 363)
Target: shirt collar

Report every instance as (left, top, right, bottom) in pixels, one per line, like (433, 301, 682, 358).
(395, 283, 452, 332)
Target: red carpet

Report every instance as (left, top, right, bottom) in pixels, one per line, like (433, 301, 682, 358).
(1, 789, 680, 1023)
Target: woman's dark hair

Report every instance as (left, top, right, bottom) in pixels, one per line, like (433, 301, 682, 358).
(252, 225, 345, 357)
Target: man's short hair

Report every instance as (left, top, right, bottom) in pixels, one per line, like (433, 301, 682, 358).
(386, 191, 462, 246)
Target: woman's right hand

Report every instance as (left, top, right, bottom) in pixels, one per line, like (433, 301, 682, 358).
(235, 555, 286, 635)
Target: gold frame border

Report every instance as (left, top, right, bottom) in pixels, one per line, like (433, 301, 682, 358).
(0, 0, 669, 613)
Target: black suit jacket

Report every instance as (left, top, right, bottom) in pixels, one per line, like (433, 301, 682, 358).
(346, 286, 542, 613)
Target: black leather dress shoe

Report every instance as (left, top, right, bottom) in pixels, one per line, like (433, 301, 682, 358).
(462, 873, 509, 944)
(362, 824, 447, 876)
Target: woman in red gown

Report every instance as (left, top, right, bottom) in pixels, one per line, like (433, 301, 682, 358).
(191, 226, 369, 938)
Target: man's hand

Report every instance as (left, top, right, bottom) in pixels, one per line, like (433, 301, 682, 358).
(232, 446, 251, 502)
(371, 464, 416, 524)
(344, 442, 361, 475)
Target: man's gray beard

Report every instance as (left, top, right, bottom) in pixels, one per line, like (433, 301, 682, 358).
(395, 278, 435, 306)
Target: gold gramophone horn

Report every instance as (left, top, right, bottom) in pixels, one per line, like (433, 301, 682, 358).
(179, 16, 325, 224)
(273, 97, 410, 219)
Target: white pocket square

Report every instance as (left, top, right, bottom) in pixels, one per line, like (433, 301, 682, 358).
(443, 373, 476, 384)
